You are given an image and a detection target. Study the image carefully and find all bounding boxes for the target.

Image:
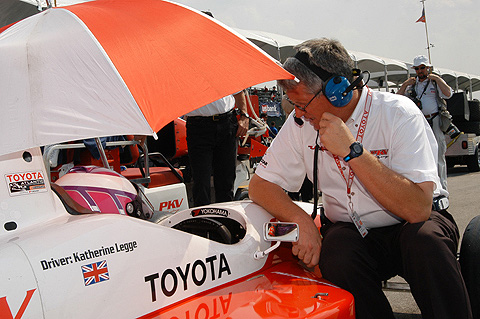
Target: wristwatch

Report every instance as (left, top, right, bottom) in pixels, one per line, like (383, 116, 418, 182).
(343, 142, 363, 162)
(239, 111, 250, 118)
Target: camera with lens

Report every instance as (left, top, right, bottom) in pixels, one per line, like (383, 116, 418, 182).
(407, 88, 422, 109)
(444, 123, 461, 139)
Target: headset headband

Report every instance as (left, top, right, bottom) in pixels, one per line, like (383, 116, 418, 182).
(294, 51, 361, 83)
(294, 51, 332, 82)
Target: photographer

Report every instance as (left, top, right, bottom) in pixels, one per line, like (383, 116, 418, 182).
(397, 55, 453, 190)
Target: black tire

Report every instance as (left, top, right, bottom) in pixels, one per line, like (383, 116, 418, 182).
(446, 157, 457, 169)
(234, 188, 249, 200)
(459, 215, 480, 319)
(469, 100, 480, 122)
(466, 145, 480, 172)
(456, 121, 480, 135)
(448, 92, 469, 122)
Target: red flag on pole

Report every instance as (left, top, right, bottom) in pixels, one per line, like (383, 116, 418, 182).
(416, 8, 426, 23)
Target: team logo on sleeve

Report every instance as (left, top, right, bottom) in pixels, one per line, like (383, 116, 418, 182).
(370, 149, 389, 159)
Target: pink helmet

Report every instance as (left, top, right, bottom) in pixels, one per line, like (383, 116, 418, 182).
(55, 166, 153, 220)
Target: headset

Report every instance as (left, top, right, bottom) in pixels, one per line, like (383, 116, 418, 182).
(294, 51, 365, 107)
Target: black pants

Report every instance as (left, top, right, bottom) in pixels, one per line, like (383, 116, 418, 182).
(186, 113, 238, 206)
(319, 211, 472, 319)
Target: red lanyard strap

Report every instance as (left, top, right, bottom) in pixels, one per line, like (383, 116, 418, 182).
(333, 88, 373, 194)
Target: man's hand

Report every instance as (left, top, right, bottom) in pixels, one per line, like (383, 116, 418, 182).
(236, 116, 249, 137)
(427, 73, 442, 82)
(249, 175, 323, 268)
(404, 76, 416, 86)
(233, 91, 249, 137)
(397, 76, 416, 95)
(318, 112, 355, 157)
(291, 216, 323, 268)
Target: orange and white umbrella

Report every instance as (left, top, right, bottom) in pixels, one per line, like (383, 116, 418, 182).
(0, 0, 293, 156)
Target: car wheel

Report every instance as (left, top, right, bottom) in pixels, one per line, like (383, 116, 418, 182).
(466, 145, 480, 172)
(446, 157, 456, 169)
(459, 215, 480, 319)
(469, 100, 480, 122)
(456, 121, 480, 135)
(234, 188, 249, 200)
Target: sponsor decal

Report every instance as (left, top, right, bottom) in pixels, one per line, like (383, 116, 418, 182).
(82, 260, 109, 286)
(145, 253, 232, 301)
(160, 293, 232, 318)
(40, 240, 138, 271)
(308, 145, 327, 151)
(0, 289, 36, 319)
(370, 149, 389, 159)
(259, 158, 268, 168)
(191, 208, 228, 217)
(5, 171, 46, 196)
(159, 198, 184, 211)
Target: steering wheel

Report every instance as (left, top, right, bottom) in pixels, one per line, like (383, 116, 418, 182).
(172, 217, 233, 244)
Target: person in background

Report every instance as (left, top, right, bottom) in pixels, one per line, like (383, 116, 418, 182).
(186, 92, 249, 206)
(249, 38, 471, 319)
(269, 121, 278, 137)
(397, 55, 453, 190)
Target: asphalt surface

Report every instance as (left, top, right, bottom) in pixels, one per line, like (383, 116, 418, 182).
(387, 165, 480, 318)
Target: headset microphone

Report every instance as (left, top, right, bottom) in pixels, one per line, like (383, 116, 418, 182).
(294, 115, 304, 126)
(342, 71, 364, 97)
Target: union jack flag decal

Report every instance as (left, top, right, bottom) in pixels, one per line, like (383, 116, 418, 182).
(82, 260, 109, 286)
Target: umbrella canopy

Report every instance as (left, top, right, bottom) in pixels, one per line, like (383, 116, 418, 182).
(0, 0, 293, 157)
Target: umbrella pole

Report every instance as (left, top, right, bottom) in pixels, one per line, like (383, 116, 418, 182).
(94, 138, 111, 170)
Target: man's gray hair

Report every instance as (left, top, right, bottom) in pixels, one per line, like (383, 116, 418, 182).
(278, 38, 354, 94)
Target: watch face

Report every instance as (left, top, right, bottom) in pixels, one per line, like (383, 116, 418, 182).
(352, 143, 363, 154)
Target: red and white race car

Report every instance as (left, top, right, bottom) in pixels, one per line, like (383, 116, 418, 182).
(0, 146, 355, 318)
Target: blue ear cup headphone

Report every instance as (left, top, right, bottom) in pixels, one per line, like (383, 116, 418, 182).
(323, 72, 364, 107)
(324, 76, 354, 107)
(293, 51, 365, 107)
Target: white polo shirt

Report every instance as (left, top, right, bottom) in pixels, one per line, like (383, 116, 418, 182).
(186, 95, 235, 117)
(413, 79, 452, 115)
(255, 88, 443, 228)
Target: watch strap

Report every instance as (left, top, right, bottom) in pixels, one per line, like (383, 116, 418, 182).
(344, 142, 363, 162)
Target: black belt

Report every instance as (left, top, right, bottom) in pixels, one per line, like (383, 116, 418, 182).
(187, 109, 234, 122)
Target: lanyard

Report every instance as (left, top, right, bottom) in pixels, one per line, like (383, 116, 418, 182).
(415, 79, 430, 100)
(333, 88, 372, 192)
(332, 88, 373, 237)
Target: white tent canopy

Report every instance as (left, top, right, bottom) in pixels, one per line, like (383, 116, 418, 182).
(0, 0, 93, 28)
(234, 28, 303, 63)
(237, 29, 480, 98)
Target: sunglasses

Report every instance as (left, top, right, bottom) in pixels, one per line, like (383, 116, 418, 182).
(414, 66, 426, 71)
(285, 89, 322, 112)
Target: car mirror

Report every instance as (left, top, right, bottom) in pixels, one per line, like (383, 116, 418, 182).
(264, 222, 299, 242)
